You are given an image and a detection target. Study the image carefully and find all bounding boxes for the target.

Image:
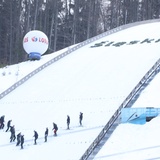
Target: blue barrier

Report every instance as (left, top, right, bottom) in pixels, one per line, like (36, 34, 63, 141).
(121, 107, 159, 124)
(29, 52, 41, 60)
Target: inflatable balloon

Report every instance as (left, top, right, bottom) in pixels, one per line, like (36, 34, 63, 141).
(23, 30, 49, 60)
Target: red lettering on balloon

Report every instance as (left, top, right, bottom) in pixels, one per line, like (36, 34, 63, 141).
(39, 37, 48, 44)
(23, 37, 28, 43)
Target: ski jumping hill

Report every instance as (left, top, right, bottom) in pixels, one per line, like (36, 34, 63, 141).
(0, 19, 160, 160)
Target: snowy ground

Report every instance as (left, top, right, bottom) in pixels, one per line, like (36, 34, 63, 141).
(0, 21, 160, 160)
(94, 73, 160, 160)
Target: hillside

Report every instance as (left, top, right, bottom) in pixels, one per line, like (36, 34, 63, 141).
(0, 21, 160, 160)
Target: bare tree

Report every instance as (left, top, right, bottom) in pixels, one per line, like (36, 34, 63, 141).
(33, 0, 38, 29)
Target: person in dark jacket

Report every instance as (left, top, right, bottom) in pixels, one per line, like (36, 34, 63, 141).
(0, 115, 5, 129)
(6, 120, 12, 132)
(10, 125, 16, 142)
(44, 127, 48, 142)
(20, 135, 24, 149)
(79, 112, 83, 126)
(67, 115, 70, 129)
(16, 132, 21, 146)
(52, 123, 58, 136)
(33, 130, 38, 145)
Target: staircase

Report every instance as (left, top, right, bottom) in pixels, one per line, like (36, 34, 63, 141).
(0, 19, 160, 160)
(80, 58, 160, 160)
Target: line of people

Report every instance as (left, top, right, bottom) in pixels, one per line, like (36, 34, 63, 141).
(5, 119, 24, 149)
(0, 112, 83, 149)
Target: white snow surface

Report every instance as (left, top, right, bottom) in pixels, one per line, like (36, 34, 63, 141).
(0, 22, 160, 160)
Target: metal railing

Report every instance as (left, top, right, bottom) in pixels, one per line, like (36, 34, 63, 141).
(0, 19, 160, 100)
(79, 58, 160, 160)
(0, 19, 160, 160)
(79, 19, 160, 159)
(0, 18, 159, 159)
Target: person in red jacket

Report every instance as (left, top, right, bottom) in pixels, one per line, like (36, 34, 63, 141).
(52, 123, 58, 136)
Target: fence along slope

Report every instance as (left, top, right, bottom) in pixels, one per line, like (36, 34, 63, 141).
(0, 19, 160, 101)
(79, 55, 160, 160)
(80, 21, 160, 159)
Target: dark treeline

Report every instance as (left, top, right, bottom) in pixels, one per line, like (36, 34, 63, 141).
(0, 0, 160, 66)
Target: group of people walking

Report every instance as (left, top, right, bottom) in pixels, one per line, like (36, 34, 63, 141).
(4, 117, 25, 149)
(0, 112, 83, 149)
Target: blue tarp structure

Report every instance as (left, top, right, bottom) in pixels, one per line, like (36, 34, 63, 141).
(121, 107, 159, 125)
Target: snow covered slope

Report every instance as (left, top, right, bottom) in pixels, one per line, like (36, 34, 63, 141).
(94, 73, 160, 160)
(0, 21, 160, 160)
